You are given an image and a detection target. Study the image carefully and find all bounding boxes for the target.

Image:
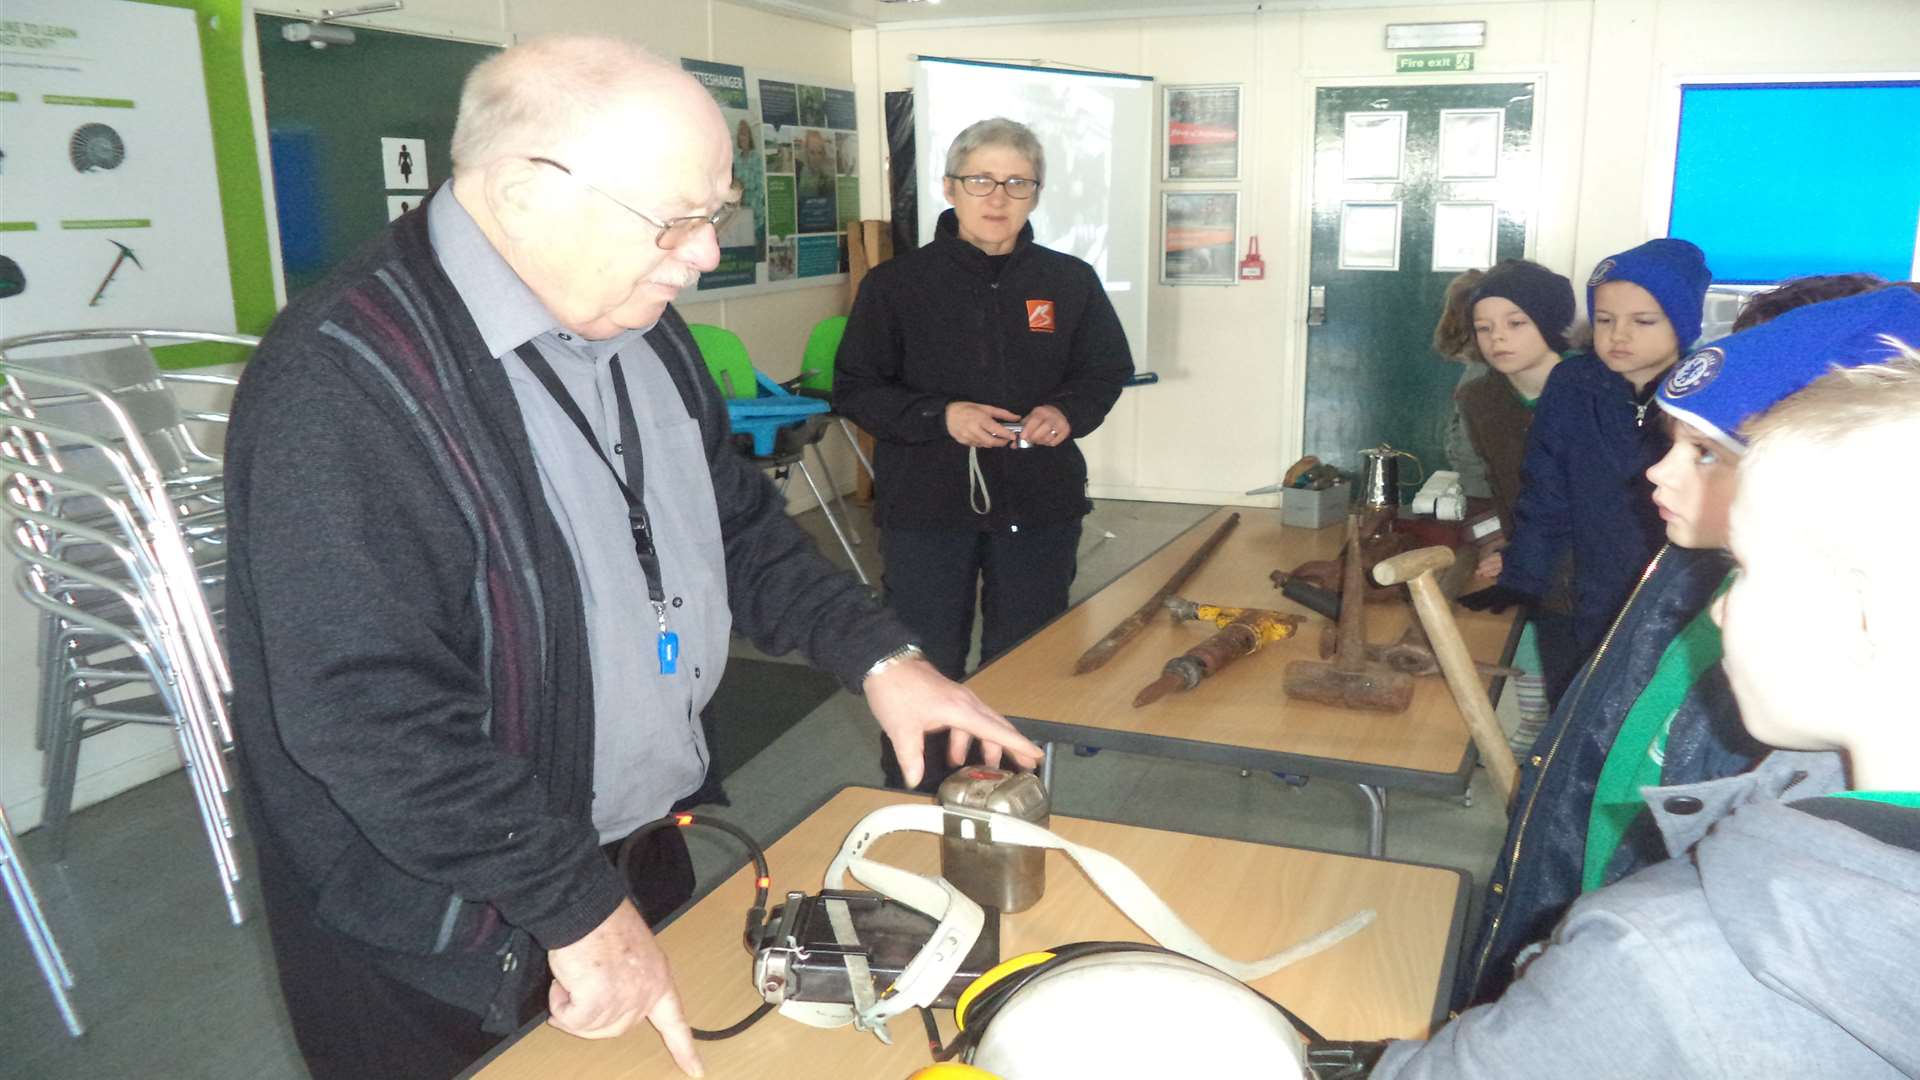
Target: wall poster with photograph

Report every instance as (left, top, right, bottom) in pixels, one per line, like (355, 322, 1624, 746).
(681, 58, 858, 297)
(1161, 191, 1239, 285)
(1164, 84, 1242, 181)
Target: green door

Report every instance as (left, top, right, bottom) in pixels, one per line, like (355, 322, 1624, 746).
(1301, 82, 1537, 479)
(257, 15, 499, 300)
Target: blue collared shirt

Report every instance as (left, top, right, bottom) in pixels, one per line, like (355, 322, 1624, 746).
(427, 187, 730, 841)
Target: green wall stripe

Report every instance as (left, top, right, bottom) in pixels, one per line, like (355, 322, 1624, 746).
(138, 0, 276, 370)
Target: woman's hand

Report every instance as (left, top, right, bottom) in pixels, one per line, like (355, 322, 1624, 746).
(947, 401, 1023, 448)
(1020, 405, 1071, 448)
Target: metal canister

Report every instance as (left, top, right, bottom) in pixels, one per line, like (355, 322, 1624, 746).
(937, 766, 1049, 914)
(1359, 444, 1403, 511)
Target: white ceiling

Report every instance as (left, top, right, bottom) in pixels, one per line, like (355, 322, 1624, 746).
(730, 0, 1488, 31)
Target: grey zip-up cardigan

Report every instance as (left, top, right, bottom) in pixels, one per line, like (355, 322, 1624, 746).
(225, 197, 910, 1028)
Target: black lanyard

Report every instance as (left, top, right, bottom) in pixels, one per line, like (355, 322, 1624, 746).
(512, 341, 678, 673)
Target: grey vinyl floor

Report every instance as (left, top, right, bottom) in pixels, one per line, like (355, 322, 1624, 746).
(1, 498, 1514, 1080)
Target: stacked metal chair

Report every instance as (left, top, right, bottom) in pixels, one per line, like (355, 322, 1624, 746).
(0, 330, 254, 963)
(1, 801, 81, 1036)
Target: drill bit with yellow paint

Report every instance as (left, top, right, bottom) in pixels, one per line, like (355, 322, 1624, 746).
(1131, 598, 1305, 707)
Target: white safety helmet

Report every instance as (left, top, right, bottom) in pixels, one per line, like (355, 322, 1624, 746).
(923, 944, 1310, 1079)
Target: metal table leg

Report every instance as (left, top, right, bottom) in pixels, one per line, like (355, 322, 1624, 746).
(1040, 741, 1057, 792)
(1358, 783, 1388, 857)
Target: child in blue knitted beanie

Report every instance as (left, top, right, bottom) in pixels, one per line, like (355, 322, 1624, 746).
(1453, 279, 1911, 1015)
(1387, 285, 1920, 1078)
(1463, 239, 1712, 703)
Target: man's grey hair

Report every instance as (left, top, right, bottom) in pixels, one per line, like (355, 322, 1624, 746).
(944, 117, 1046, 189)
(450, 35, 678, 173)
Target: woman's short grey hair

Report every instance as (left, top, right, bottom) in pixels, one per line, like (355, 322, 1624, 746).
(945, 118, 1046, 188)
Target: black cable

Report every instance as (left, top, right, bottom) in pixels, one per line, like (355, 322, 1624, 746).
(615, 812, 775, 1041)
(695, 1000, 776, 1042)
(919, 1006, 948, 1060)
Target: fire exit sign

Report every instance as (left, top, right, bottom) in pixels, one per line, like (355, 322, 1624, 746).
(1397, 51, 1475, 73)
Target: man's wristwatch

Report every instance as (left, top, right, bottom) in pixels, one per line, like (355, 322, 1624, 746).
(863, 643, 925, 685)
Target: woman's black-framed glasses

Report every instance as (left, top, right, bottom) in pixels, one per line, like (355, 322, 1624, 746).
(529, 156, 740, 249)
(947, 174, 1041, 200)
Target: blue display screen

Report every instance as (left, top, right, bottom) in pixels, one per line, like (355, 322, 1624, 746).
(1669, 82, 1920, 284)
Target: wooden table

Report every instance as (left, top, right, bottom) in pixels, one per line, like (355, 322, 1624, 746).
(471, 786, 1467, 1079)
(966, 507, 1522, 855)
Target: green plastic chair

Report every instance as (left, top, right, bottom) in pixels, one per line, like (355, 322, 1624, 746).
(688, 323, 761, 401)
(685, 322, 868, 582)
(790, 315, 874, 485)
(794, 315, 846, 397)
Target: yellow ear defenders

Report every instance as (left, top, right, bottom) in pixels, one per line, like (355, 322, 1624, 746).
(906, 1065, 998, 1080)
(954, 950, 1062, 1034)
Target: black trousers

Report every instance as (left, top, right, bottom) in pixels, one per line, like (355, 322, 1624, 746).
(1532, 610, 1585, 709)
(257, 822, 695, 1080)
(878, 521, 1080, 791)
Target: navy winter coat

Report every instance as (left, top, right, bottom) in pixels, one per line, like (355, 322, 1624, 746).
(1497, 352, 1670, 651)
(1453, 544, 1767, 1011)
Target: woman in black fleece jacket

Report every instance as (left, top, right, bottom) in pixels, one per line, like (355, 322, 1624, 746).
(834, 117, 1133, 789)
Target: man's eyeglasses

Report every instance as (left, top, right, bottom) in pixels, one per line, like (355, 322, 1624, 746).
(947, 174, 1041, 200)
(529, 157, 740, 249)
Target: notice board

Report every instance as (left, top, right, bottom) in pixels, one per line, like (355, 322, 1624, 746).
(0, 0, 260, 365)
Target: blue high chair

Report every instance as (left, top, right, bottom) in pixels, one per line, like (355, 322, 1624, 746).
(687, 324, 868, 585)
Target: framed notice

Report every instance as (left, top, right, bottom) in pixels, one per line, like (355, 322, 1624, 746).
(1164, 83, 1242, 181)
(1438, 108, 1503, 180)
(1338, 200, 1402, 271)
(0, 0, 237, 339)
(1343, 111, 1407, 181)
(680, 58, 857, 298)
(1161, 191, 1239, 285)
(1431, 200, 1496, 272)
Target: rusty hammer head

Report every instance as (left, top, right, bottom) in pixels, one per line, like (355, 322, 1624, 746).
(1282, 520, 1416, 714)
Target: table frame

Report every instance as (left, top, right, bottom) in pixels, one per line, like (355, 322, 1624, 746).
(973, 508, 1526, 856)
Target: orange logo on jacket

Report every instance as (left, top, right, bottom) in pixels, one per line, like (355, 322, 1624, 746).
(1026, 300, 1056, 332)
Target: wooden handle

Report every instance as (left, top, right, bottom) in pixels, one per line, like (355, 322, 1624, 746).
(1396, 570, 1520, 805)
(1372, 545, 1456, 587)
(1333, 514, 1367, 672)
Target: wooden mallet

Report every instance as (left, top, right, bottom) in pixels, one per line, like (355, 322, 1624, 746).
(1374, 545, 1520, 804)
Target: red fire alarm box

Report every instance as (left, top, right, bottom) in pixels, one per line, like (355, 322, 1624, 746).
(1239, 236, 1266, 281)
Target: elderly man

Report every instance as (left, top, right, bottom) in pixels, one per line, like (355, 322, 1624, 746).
(225, 35, 1040, 1080)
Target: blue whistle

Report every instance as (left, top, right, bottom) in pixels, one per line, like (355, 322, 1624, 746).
(657, 630, 679, 674)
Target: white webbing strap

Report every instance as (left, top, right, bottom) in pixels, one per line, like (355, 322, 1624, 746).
(968, 446, 991, 515)
(825, 804, 1375, 984)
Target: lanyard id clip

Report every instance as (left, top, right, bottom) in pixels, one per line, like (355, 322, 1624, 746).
(655, 601, 679, 675)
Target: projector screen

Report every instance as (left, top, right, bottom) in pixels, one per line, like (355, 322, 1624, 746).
(1669, 80, 1920, 284)
(913, 56, 1155, 369)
